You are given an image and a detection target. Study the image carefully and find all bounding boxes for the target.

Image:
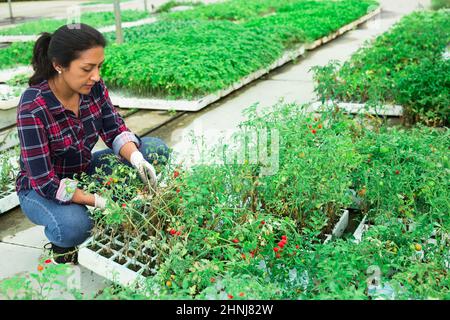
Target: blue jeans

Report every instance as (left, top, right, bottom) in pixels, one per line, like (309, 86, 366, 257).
(18, 137, 169, 248)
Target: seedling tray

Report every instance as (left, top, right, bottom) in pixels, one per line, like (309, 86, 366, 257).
(352, 215, 369, 243)
(323, 209, 349, 243)
(309, 101, 403, 117)
(79, 231, 157, 287)
(0, 97, 20, 110)
(0, 151, 20, 214)
(0, 84, 21, 110)
(109, 45, 307, 111)
(0, 184, 19, 215)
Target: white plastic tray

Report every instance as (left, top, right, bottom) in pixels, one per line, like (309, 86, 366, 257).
(0, 186, 19, 215)
(78, 232, 156, 287)
(309, 101, 403, 117)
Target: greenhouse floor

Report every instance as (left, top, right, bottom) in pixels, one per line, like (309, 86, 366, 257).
(0, 0, 430, 298)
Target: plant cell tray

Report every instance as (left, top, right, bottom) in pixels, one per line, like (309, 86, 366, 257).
(309, 101, 403, 117)
(78, 232, 156, 287)
(323, 209, 349, 244)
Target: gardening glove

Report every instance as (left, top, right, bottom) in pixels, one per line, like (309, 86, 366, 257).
(130, 150, 157, 191)
(94, 193, 107, 210)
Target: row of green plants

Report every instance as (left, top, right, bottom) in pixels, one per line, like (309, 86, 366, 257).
(102, 19, 285, 99)
(101, 0, 378, 98)
(0, 0, 378, 96)
(0, 10, 150, 36)
(164, 0, 379, 47)
(244, 0, 378, 43)
(0, 42, 33, 70)
(2, 102, 447, 299)
(0, 8, 150, 69)
(155, 1, 203, 14)
(161, 0, 313, 22)
(0, 7, 153, 69)
(431, 0, 450, 10)
(312, 10, 450, 126)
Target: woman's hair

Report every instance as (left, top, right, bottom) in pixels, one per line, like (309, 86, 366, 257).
(29, 23, 107, 86)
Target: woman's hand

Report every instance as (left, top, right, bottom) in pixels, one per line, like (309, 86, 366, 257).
(130, 151, 158, 191)
(119, 141, 158, 191)
(71, 188, 95, 206)
(72, 189, 109, 210)
(93, 193, 107, 210)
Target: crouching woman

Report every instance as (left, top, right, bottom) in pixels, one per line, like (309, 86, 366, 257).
(16, 24, 169, 264)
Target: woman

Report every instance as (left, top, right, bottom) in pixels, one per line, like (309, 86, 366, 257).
(16, 24, 170, 264)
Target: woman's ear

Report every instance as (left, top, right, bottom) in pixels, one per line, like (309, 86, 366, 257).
(52, 61, 62, 74)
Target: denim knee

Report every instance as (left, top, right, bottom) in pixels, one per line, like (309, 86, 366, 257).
(57, 206, 94, 247)
(140, 137, 170, 164)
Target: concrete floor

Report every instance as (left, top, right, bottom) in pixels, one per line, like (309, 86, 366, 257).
(0, 0, 431, 299)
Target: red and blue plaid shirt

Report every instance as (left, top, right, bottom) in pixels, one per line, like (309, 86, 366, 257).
(16, 78, 140, 204)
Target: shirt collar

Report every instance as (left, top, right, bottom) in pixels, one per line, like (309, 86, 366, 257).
(40, 80, 90, 115)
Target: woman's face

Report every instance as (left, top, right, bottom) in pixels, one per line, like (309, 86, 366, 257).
(56, 46, 105, 95)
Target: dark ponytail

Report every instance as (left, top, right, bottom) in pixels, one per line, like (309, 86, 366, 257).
(29, 23, 107, 86)
(29, 32, 54, 86)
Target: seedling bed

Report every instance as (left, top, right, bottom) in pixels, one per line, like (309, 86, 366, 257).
(111, 7, 381, 111)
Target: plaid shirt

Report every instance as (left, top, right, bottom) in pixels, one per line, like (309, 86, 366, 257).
(16, 78, 140, 204)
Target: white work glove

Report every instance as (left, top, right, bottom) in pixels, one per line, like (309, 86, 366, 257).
(130, 151, 157, 191)
(94, 193, 107, 210)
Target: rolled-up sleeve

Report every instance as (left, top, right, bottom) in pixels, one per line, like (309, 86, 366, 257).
(17, 110, 71, 204)
(97, 79, 141, 155)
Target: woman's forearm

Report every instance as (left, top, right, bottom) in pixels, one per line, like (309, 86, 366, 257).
(70, 141, 139, 207)
(71, 188, 95, 206)
(119, 141, 139, 163)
